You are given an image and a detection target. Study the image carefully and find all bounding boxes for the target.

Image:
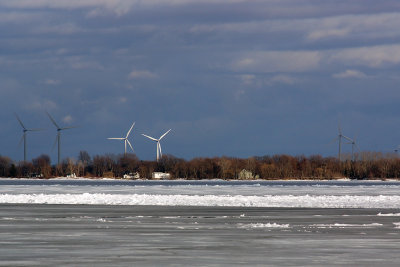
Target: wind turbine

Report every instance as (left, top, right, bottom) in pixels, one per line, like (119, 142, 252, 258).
(107, 122, 135, 155)
(46, 111, 77, 165)
(345, 135, 360, 161)
(142, 129, 171, 162)
(331, 123, 352, 161)
(15, 113, 43, 162)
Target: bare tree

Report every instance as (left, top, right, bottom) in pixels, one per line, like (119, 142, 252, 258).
(32, 154, 51, 178)
(0, 156, 12, 177)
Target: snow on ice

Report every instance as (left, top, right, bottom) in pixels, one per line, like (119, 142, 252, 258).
(1, 193, 400, 208)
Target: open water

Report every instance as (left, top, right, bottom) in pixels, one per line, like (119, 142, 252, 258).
(0, 179, 400, 266)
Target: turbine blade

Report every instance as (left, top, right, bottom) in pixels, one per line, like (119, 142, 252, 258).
(142, 134, 158, 141)
(27, 128, 45, 132)
(127, 139, 134, 152)
(14, 113, 26, 130)
(126, 122, 135, 138)
(342, 135, 353, 142)
(46, 111, 60, 129)
(60, 126, 78, 130)
(18, 134, 24, 147)
(159, 129, 171, 140)
(107, 137, 124, 140)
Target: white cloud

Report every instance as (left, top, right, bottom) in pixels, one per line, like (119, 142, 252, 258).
(118, 97, 128, 103)
(329, 44, 400, 67)
(306, 12, 400, 41)
(128, 70, 157, 79)
(234, 89, 245, 100)
(240, 73, 298, 87)
(233, 44, 400, 76)
(190, 12, 400, 45)
(0, 12, 39, 23)
(28, 99, 58, 111)
(33, 23, 84, 35)
(240, 74, 256, 85)
(333, 69, 367, 79)
(62, 115, 73, 124)
(232, 50, 321, 73)
(307, 28, 350, 41)
(66, 56, 104, 70)
(44, 79, 60, 85)
(269, 74, 297, 84)
(0, 0, 248, 17)
(0, 0, 135, 17)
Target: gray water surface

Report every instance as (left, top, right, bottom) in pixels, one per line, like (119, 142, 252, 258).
(1, 204, 400, 266)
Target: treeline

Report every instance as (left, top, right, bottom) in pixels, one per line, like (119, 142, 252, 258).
(1, 151, 400, 180)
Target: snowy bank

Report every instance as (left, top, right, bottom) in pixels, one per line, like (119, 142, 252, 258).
(1, 193, 400, 208)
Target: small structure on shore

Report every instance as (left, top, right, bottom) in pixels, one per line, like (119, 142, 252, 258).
(123, 172, 140, 179)
(66, 173, 77, 178)
(152, 172, 171, 180)
(238, 169, 258, 179)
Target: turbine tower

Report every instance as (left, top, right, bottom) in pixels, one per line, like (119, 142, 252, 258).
(332, 124, 352, 161)
(46, 112, 77, 165)
(15, 113, 42, 162)
(142, 129, 171, 162)
(107, 122, 135, 155)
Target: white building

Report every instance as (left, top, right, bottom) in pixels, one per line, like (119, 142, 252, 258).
(123, 172, 140, 179)
(66, 173, 77, 178)
(152, 172, 171, 180)
(238, 169, 254, 179)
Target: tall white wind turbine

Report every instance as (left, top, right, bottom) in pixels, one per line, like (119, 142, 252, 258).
(142, 129, 171, 162)
(107, 122, 135, 155)
(15, 113, 43, 162)
(46, 111, 77, 165)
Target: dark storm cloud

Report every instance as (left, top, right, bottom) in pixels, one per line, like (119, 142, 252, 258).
(1, 0, 400, 162)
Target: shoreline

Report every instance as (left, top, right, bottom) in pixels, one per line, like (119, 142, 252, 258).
(1, 177, 400, 182)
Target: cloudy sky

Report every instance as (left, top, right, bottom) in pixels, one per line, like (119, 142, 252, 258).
(2, 0, 400, 163)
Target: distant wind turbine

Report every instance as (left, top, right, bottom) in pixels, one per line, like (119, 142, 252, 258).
(331, 123, 352, 161)
(46, 111, 77, 165)
(345, 135, 360, 161)
(15, 113, 43, 162)
(142, 129, 171, 162)
(107, 122, 135, 155)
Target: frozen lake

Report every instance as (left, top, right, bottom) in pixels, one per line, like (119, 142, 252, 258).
(0, 179, 400, 265)
(1, 179, 400, 208)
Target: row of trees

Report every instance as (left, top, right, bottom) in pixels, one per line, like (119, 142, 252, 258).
(1, 151, 400, 179)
